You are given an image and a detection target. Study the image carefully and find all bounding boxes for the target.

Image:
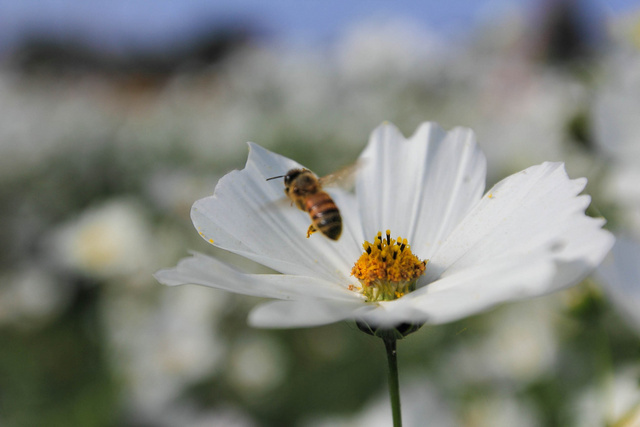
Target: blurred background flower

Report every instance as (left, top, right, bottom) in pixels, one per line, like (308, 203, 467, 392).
(1, 0, 640, 426)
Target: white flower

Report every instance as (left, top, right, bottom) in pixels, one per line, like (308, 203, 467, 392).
(335, 17, 444, 83)
(572, 364, 640, 427)
(128, 400, 258, 427)
(592, 45, 640, 236)
(461, 391, 542, 427)
(227, 334, 287, 394)
(0, 265, 72, 327)
(102, 285, 228, 413)
(155, 122, 613, 329)
(443, 297, 560, 386)
(49, 198, 154, 280)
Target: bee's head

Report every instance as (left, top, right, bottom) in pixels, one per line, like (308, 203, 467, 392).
(266, 169, 305, 185)
(266, 169, 310, 195)
(283, 169, 303, 186)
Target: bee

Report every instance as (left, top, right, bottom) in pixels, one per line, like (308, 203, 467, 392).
(266, 168, 344, 240)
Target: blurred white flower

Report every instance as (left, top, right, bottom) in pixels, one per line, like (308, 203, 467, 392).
(591, 22, 640, 334)
(156, 121, 612, 329)
(593, 53, 640, 164)
(303, 376, 456, 427)
(149, 402, 258, 427)
(444, 297, 559, 386)
(461, 391, 541, 427)
(601, 167, 640, 235)
(145, 170, 220, 219)
(335, 17, 444, 83)
(227, 333, 287, 394)
(573, 365, 640, 427)
(0, 72, 113, 179)
(466, 66, 587, 179)
(480, 300, 559, 383)
(102, 284, 228, 414)
(415, 13, 592, 180)
(592, 43, 640, 235)
(597, 237, 640, 335)
(0, 265, 72, 327)
(213, 46, 336, 146)
(48, 198, 154, 280)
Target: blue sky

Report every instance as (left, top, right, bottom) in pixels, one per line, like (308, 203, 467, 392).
(0, 0, 638, 53)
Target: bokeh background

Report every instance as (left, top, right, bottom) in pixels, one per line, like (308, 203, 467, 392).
(2, 0, 640, 426)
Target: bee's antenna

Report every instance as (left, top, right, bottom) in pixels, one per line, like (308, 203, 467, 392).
(266, 175, 285, 181)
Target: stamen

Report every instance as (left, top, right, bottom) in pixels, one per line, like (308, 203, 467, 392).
(350, 231, 428, 302)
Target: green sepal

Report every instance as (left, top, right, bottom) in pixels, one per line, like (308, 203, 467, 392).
(356, 321, 423, 340)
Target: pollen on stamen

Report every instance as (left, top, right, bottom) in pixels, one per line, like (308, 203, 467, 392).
(350, 231, 428, 302)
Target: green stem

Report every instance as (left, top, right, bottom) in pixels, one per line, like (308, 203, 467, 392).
(383, 335, 402, 427)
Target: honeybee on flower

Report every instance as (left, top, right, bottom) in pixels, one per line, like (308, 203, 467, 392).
(266, 166, 356, 241)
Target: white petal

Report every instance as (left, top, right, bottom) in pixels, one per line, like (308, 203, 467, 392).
(356, 122, 486, 259)
(425, 162, 613, 290)
(248, 299, 374, 328)
(154, 253, 362, 302)
(394, 253, 557, 324)
(332, 251, 562, 327)
(191, 143, 361, 283)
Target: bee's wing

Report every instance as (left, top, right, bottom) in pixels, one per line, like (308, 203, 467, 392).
(318, 161, 361, 191)
(262, 196, 294, 212)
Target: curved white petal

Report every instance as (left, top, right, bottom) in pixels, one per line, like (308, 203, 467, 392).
(356, 122, 486, 259)
(248, 299, 374, 328)
(350, 253, 553, 327)
(191, 143, 362, 283)
(389, 253, 557, 325)
(425, 162, 614, 289)
(154, 253, 362, 302)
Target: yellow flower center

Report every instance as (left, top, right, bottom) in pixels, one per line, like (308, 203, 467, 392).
(351, 230, 427, 302)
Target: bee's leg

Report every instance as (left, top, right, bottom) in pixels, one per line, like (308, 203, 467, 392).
(307, 224, 317, 238)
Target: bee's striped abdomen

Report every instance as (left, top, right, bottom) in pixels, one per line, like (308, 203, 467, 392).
(306, 192, 342, 240)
